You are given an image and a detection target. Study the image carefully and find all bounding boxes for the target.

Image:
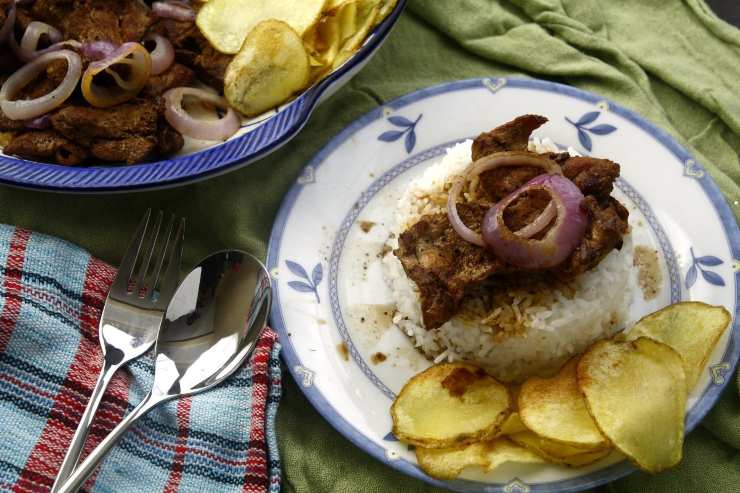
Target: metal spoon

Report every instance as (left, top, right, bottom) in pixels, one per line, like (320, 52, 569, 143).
(56, 250, 271, 493)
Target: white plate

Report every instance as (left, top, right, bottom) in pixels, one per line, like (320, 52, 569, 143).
(267, 78, 739, 493)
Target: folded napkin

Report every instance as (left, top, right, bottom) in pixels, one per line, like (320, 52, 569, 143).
(0, 225, 282, 493)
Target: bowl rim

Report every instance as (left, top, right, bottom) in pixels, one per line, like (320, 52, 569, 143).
(0, 0, 408, 193)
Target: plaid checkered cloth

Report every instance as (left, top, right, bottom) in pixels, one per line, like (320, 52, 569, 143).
(0, 225, 282, 493)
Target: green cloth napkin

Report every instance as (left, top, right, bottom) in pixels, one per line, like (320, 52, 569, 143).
(0, 0, 738, 491)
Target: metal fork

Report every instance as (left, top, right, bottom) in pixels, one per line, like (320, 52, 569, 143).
(51, 210, 185, 492)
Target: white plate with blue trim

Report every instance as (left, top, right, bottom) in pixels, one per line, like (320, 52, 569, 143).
(267, 78, 739, 492)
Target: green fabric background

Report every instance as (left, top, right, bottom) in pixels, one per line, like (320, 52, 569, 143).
(0, 0, 738, 491)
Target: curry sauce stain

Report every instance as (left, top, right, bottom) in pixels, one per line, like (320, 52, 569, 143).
(371, 352, 387, 364)
(634, 246, 662, 300)
(337, 343, 349, 361)
(359, 221, 376, 233)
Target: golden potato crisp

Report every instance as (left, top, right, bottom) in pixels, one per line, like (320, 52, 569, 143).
(519, 358, 608, 449)
(224, 20, 310, 116)
(577, 337, 686, 473)
(197, 0, 326, 54)
(416, 438, 543, 480)
(624, 301, 731, 389)
(391, 363, 511, 448)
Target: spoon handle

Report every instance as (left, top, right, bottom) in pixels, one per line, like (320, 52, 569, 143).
(55, 391, 169, 493)
(51, 359, 119, 492)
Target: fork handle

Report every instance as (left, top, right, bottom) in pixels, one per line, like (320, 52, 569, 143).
(51, 359, 119, 493)
(55, 391, 170, 493)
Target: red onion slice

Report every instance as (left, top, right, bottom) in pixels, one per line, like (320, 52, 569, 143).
(81, 40, 117, 61)
(81, 42, 151, 107)
(0, 2, 15, 45)
(164, 87, 240, 141)
(514, 200, 556, 239)
(481, 174, 588, 269)
(152, 1, 195, 21)
(17, 21, 62, 60)
(447, 152, 562, 247)
(143, 33, 175, 75)
(0, 50, 82, 120)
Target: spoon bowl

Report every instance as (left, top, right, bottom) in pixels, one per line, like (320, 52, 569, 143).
(57, 250, 271, 493)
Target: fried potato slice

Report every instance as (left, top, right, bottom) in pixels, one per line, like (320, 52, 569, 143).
(508, 430, 610, 465)
(224, 20, 310, 117)
(577, 337, 686, 473)
(197, 0, 326, 54)
(519, 358, 608, 449)
(624, 302, 731, 389)
(499, 412, 528, 436)
(331, 0, 381, 69)
(416, 438, 544, 480)
(391, 363, 511, 448)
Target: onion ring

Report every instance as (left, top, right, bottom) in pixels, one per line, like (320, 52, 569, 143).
(81, 42, 152, 108)
(152, 1, 195, 21)
(0, 50, 82, 120)
(143, 33, 175, 75)
(447, 152, 562, 247)
(163, 87, 240, 141)
(17, 21, 62, 60)
(481, 174, 587, 269)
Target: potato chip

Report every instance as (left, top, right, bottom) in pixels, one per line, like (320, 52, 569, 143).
(577, 337, 686, 473)
(519, 358, 608, 449)
(224, 20, 310, 116)
(391, 363, 511, 448)
(416, 438, 544, 480)
(331, 0, 381, 69)
(509, 430, 607, 460)
(624, 302, 731, 389)
(197, 0, 326, 54)
(499, 412, 527, 436)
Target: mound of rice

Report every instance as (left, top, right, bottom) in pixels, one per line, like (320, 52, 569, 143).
(382, 138, 633, 382)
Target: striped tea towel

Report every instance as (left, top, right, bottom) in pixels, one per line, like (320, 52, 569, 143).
(0, 225, 282, 493)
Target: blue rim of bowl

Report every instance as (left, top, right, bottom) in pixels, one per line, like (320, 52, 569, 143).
(267, 78, 740, 492)
(0, 1, 407, 193)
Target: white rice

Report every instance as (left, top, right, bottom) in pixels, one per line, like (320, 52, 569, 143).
(382, 138, 633, 382)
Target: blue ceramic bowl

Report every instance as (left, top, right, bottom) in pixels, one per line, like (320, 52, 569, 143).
(0, 1, 407, 192)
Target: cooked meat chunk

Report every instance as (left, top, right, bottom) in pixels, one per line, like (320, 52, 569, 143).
(396, 204, 506, 329)
(155, 119, 184, 157)
(91, 137, 157, 164)
(5, 130, 88, 165)
(119, 0, 154, 42)
(143, 63, 195, 97)
(51, 101, 159, 144)
(561, 156, 620, 199)
(28, 0, 73, 28)
(552, 197, 629, 278)
(395, 115, 630, 329)
(154, 18, 232, 90)
(478, 164, 545, 203)
(192, 46, 231, 92)
(471, 114, 547, 160)
(54, 0, 152, 44)
(0, 108, 25, 132)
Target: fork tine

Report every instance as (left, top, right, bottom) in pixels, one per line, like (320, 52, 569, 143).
(146, 213, 175, 298)
(154, 217, 185, 308)
(134, 210, 164, 296)
(110, 209, 152, 295)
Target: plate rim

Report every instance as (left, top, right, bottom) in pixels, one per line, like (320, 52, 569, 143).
(0, 0, 408, 193)
(267, 77, 740, 493)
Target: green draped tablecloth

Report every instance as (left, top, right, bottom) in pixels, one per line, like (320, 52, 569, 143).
(0, 1, 738, 491)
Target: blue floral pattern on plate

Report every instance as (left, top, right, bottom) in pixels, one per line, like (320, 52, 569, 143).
(285, 260, 323, 303)
(685, 248, 725, 288)
(565, 111, 617, 151)
(378, 114, 423, 153)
